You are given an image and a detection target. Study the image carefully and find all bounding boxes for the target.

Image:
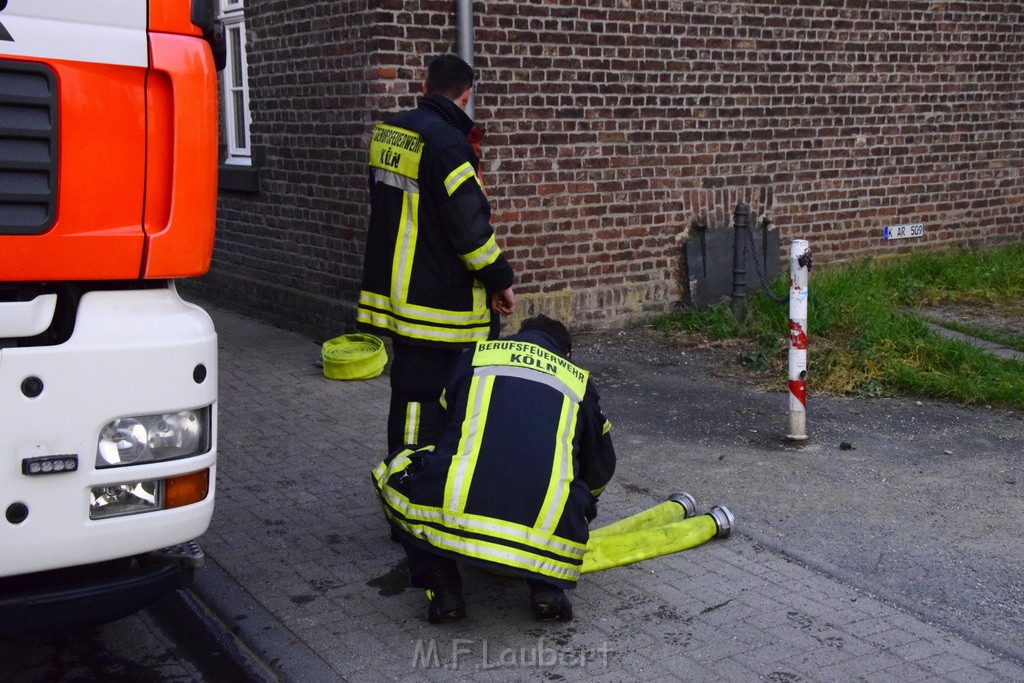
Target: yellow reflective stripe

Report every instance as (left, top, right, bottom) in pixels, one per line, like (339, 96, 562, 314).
(444, 162, 478, 196)
(378, 483, 586, 558)
(408, 523, 581, 582)
(460, 235, 501, 271)
(357, 308, 491, 344)
(404, 402, 421, 445)
(439, 389, 448, 411)
(602, 418, 612, 435)
(391, 191, 419, 302)
(359, 290, 489, 325)
(369, 123, 424, 179)
(472, 341, 588, 400)
(591, 484, 607, 496)
(444, 375, 493, 512)
(380, 516, 584, 583)
(372, 447, 421, 489)
(535, 396, 578, 533)
(371, 460, 389, 484)
(473, 281, 486, 313)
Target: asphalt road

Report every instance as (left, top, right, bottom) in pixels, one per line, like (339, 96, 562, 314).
(0, 591, 265, 683)
(574, 327, 1024, 663)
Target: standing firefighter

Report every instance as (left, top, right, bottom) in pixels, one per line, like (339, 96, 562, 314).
(373, 316, 616, 623)
(358, 54, 516, 453)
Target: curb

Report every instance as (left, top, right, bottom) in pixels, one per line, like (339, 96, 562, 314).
(925, 322, 1024, 362)
(147, 585, 276, 683)
(182, 556, 340, 682)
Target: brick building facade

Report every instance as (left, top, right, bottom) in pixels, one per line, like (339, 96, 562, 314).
(194, 1, 1024, 339)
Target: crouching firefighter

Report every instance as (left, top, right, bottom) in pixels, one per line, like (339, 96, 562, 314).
(372, 315, 616, 623)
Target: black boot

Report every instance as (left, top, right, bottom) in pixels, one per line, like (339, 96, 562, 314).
(424, 557, 465, 624)
(426, 587, 466, 624)
(527, 579, 573, 622)
(403, 542, 466, 623)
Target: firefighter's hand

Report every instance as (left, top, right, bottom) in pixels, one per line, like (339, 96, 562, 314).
(491, 287, 515, 315)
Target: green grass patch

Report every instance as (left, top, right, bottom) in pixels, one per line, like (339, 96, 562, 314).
(652, 242, 1024, 408)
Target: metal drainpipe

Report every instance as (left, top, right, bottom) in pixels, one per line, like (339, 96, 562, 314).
(456, 0, 475, 119)
(730, 202, 751, 323)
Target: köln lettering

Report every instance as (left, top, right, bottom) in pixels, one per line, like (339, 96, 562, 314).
(509, 353, 559, 374)
(381, 148, 401, 169)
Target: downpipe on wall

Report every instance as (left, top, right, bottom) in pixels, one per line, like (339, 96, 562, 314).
(456, 0, 475, 119)
(730, 202, 751, 323)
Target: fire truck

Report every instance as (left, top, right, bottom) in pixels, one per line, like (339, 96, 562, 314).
(0, 0, 223, 635)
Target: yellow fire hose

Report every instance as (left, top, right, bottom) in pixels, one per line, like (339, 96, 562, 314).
(589, 493, 696, 539)
(582, 494, 733, 574)
(321, 333, 387, 380)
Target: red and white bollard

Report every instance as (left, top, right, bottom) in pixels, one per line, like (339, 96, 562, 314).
(787, 240, 811, 441)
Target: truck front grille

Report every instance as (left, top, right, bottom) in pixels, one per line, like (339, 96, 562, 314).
(0, 60, 58, 236)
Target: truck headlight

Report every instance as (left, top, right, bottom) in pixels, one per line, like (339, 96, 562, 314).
(89, 469, 210, 519)
(90, 480, 162, 518)
(96, 407, 211, 468)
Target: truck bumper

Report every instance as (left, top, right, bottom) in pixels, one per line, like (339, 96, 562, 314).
(0, 541, 204, 638)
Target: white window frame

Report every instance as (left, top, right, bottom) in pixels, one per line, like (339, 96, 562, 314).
(219, 0, 252, 165)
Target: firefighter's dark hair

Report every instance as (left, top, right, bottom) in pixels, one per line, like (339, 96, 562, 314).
(519, 315, 572, 357)
(425, 54, 474, 100)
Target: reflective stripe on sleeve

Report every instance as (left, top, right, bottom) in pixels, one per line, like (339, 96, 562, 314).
(444, 162, 479, 196)
(372, 447, 422, 490)
(460, 235, 502, 271)
(404, 402, 421, 446)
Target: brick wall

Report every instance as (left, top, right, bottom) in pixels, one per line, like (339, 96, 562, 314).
(198, 0, 1024, 338)
(198, 0, 382, 336)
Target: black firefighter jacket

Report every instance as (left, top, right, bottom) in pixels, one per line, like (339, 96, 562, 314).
(358, 95, 514, 347)
(372, 329, 617, 588)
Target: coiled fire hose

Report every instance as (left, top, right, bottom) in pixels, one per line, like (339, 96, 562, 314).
(321, 333, 387, 380)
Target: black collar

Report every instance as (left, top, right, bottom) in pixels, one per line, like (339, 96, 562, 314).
(418, 94, 474, 137)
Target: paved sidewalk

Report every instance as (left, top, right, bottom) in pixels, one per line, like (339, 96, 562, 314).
(194, 306, 1024, 682)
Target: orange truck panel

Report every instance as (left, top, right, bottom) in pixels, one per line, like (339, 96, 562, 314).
(0, 1, 217, 282)
(149, 0, 205, 38)
(142, 33, 218, 279)
(0, 58, 147, 282)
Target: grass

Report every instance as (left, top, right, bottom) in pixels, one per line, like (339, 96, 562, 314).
(652, 242, 1024, 408)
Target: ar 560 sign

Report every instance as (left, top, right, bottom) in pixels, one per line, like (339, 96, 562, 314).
(883, 223, 924, 240)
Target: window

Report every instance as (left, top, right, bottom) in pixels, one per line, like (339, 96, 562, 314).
(219, 0, 251, 166)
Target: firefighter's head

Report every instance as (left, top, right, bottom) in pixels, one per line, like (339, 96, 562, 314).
(519, 315, 573, 359)
(424, 54, 475, 110)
